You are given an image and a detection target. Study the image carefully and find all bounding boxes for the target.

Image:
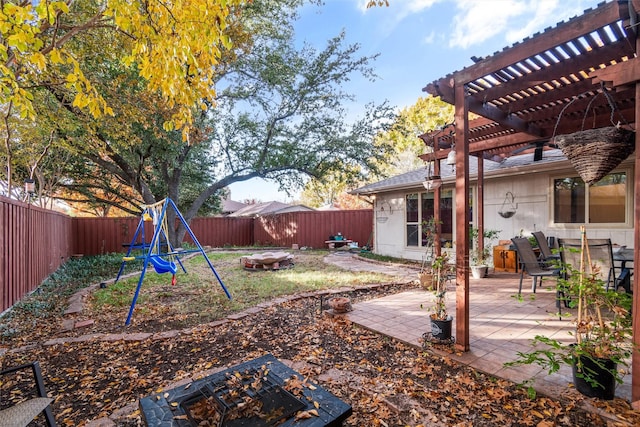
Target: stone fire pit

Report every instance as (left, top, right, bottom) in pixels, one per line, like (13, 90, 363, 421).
(241, 252, 295, 271)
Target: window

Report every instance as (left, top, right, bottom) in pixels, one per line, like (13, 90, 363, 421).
(406, 190, 453, 247)
(553, 172, 627, 224)
(406, 194, 419, 246)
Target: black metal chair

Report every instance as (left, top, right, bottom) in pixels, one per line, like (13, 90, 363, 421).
(511, 237, 561, 294)
(0, 361, 56, 427)
(558, 238, 616, 291)
(532, 231, 560, 264)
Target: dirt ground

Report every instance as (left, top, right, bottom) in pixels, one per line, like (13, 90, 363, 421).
(1, 259, 639, 426)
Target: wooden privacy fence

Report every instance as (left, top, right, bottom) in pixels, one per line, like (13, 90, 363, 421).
(71, 210, 373, 255)
(0, 196, 73, 312)
(1, 196, 372, 313)
(70, 216, 255, 255)
(254, 210, 373, 249)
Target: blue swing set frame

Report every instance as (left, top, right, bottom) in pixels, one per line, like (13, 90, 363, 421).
(116, 198, 232, 325)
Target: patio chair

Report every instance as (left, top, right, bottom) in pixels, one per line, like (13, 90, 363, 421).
(558, 238, 616, 291)
(533, 231, 560, 263)
(0, 361, 56, 427)
(511, 237, 561, 294)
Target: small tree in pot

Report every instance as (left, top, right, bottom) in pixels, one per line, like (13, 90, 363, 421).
(469, 227, 500, 278)
(505, 228, 632, 400)
(422, 253, 454, 341)
(419, 217, 442, 289)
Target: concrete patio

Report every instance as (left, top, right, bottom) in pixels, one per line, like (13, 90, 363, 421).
(344, 267, 632, 403)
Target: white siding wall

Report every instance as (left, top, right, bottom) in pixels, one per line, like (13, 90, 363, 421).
(373, 163, 634, 262)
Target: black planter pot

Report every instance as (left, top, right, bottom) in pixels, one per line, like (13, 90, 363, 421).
(572, 355, 617, 400)
(430, 315, 453, 341)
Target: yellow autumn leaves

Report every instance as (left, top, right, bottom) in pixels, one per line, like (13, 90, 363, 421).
(0, 0, 244, 137)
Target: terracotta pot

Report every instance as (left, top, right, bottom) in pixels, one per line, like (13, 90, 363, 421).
(328, 297, 352, 313)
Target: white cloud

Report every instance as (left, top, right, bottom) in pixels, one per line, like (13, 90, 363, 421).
(449, 0, 528, 49)
(353, 0, 599, 53)
(422, 30, 437, 45)
(448, 0, 597, 50)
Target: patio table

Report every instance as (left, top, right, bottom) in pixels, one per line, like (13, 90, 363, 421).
(325, 239, 353, 249)
(613, 247, 634, 268)
(613, 247, 634, 293)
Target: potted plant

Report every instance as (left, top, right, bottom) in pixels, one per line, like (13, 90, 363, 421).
(469, 227, 500, 278)
(505, 228, 632, 400)
(422, 253, 454, 341)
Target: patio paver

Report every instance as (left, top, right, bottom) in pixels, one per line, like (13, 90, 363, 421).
(332, 254, 632, 403)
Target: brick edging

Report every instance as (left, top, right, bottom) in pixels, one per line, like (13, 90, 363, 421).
(353, 254, 422, 271)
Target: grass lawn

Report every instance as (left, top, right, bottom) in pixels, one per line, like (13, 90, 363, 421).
(88, 250, 396, 330)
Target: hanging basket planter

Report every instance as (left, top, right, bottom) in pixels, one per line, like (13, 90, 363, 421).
(554, 126, 635, 185)
(498, 191, 517, 219)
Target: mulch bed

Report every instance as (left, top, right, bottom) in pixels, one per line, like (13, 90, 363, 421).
(1, 283, 639, 426)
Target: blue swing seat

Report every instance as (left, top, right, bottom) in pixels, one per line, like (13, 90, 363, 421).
(149, 256, 177, 275)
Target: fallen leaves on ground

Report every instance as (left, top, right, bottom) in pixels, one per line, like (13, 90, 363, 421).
(1, 283, 639, 426)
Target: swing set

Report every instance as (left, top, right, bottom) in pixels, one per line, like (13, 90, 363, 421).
(116, 198, 232, 326)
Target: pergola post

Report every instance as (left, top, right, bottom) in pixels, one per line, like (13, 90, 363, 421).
(476, 155, 484, 254)
(633, 23, 640, 405)
(632, 75, 640, 404)
(434, 136, 442, 257)
(454, 82, 470, 351)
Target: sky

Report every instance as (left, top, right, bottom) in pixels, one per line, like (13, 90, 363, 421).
(227, 0, 603, 203)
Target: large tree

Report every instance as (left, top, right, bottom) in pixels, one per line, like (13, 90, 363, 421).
(373, 96, 454, 177)
(299, 96, 454, 207)
(28, 0, 394, 244)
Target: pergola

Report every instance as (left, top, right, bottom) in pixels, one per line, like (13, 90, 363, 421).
(421, 0, 640, 402)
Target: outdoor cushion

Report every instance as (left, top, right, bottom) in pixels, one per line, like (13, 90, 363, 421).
(0, 397, 53, 427)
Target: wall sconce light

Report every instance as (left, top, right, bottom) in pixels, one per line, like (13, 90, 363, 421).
(378, 200, 393, 214)
(24, 178, 35, 194)
(423, 175, 442, 191)
(446, 149, 456, 165)
(421, 122, 452, 191)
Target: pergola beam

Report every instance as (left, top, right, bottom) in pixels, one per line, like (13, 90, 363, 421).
(450, 1, 626, 84)
(430, 81, 544, 137)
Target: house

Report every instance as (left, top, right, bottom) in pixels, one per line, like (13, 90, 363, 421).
(228, 201, 314, 217)
(317, 202, 341, 211)
(220, 197, 247, 215)
(352, 148, 634, 262)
